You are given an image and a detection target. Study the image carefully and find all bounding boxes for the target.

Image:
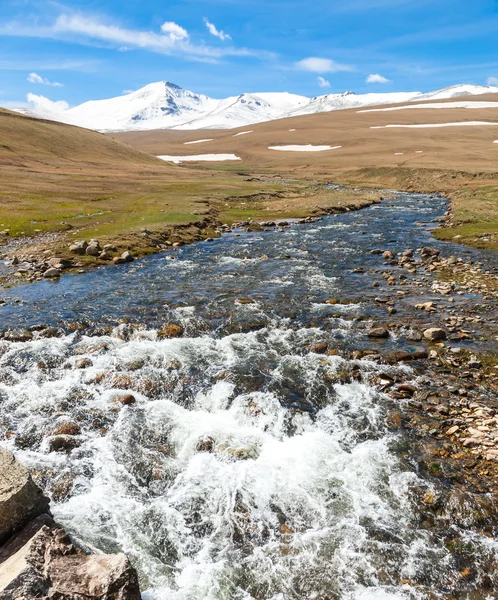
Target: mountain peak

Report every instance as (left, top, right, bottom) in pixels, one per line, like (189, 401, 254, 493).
(13, 81, 498, 132)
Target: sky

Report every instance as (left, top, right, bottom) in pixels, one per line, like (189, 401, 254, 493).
(1, 0, 498, 110)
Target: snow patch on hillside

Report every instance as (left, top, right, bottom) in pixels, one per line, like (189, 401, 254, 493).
(359, 101, 498, 113)
(269, 145, 341, 152)
(372, 121, 498, 129)
(157, 154, 240, 164)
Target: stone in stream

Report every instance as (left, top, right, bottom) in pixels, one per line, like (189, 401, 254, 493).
(121, 251, 134, 263)
(368, 327, 390, 339)
(157, 323, 184, 339)
(423, 328, 447, 341)
(0, 448, 50, 545)
(382, 250, 395, 260)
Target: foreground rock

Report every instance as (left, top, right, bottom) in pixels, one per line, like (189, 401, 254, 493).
(0, 449, 50, 545)
(0, 449, 142, 599)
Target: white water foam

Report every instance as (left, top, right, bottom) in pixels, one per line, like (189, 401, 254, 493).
(0, 327, 448, 599)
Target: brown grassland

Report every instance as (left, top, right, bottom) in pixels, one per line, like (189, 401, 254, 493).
(1, 93, 498, 269)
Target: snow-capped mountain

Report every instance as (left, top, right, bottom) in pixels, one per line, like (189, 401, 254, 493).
(14, 81, 498, 132)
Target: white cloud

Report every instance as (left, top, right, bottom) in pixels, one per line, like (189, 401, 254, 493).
(27, 72, 63, 87)
(295, 57, 352, 73)
(160, 21, 189, 42)
(0, 14, 261, 62)
(317, 76, 330, 88)
(204, 18, 231, 41)
(487, 76, 498, 86)
(26, 93, 69, 114)
(366, 73, 390, 83)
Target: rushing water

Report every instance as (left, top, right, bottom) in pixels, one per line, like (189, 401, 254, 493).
(1, 193, 497, 599)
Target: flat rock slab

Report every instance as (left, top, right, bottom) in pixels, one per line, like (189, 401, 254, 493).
(0, 449, 50, 545)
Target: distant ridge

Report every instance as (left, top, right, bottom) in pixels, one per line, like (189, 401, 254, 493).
(11, 82, 498, 132)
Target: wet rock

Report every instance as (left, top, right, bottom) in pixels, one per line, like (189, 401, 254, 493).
(368, 327, 390, 339)
(43, 267, 61, 279)
(423, 328, 447, 341)
(157, 323, 184, 339)
(0, 448, 50, 545)
(196, 437, 215, 453)
(47, 435, 81, 453)
(113, 256, 126, 265)
(0, 521, 142, 600)
(420, 247, 440, 258)
(74, 357, 93, 369)
(52, 422, 81, 436)
(382, 251, 394, 260)
(308, 342, 328, 354)
(115, 394, 136, 406)
(2, 329, 33, 342)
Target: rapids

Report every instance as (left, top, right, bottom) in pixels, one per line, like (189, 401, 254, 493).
(1, 193, 497, 599)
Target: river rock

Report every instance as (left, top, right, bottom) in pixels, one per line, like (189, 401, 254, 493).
(86, 243, 101, 257)
(157, 323, 184, 339)
(368, 327, 390, 339)
(48, 257, 72, 269)
(43, 267, 61, 279)
(121, 251, 134, 263)
(0, 448, 50, 545)
(0, 519, 142, 600)
(423, 328, 447, 341)
(382, 251, 394, 260)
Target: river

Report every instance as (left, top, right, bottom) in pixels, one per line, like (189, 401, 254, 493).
(1, 193, 497, 599)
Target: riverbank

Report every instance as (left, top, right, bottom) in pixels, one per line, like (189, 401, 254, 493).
(0, 181, 383, 286)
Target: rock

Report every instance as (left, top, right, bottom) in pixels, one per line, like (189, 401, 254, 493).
(382, 250, 394, 260)
(423, 328, 447, 341)
(113, 257, 126, 265)
(2, 329, 33, 342)
(420, 247, 440, 258)
(368, 327, 390, 339)
(0, 448, 50, 545)
(115, 394, 136, 406)
(69, 241, 88, 255)
(86, 244, 101, 257)
(43, 267, 61, 279)
(47, 435, 81, 453)
(74, 358, 93, 369)
(308, 342, 328, 354)
(157, 323, 184, 339)
(196, 437, 215, 452)
(48, 257, 72, 269)
(446, 426, 460, 436)
(0, 520, 141, 600)
(121, 251, 134, 263)
(99, 251, 112, 261)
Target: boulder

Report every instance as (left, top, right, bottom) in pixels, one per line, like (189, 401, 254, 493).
(382, 250, 394, 260)
(0, 449, 50, 545)
(0, 519, 141, 600)
(48, 258, 72, 269)
(86, 244, 101, 257)
(121, 251, 134, 263)
(43, 268, 61, 279)
(69, 241, 88, 255)
(423, 328, 447, 341)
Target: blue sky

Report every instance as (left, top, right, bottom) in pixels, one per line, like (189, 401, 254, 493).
(1, 0, 498, 109)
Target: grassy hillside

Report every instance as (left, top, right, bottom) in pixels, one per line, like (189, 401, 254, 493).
(113, 93, 498, 250)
